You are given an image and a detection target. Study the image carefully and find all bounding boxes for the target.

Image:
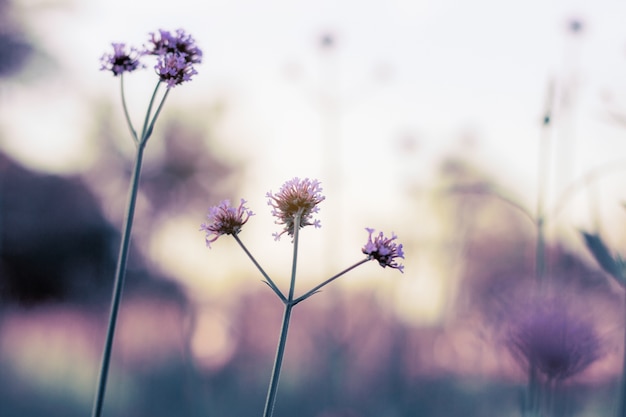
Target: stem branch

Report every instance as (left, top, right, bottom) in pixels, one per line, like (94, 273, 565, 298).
(262, 213, 302, 417)
(91, 145, 146, 417)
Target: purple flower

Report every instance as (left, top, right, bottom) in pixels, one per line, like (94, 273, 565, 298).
(146, 29, 202, 87)
(155, 52, 198, 88)
(100, 43, 144, 76)
(362, 228, 405, 273)
(266, 177, 325, 241)
(507, 299, 602, 381)
(200, 199, 254, 247)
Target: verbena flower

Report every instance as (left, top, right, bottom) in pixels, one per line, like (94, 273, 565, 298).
(507, 299, 602, 381)
(146, 29, 202, 87)
(100, 42, 144, 76)
(200, 199, 254, 247)
(362, 228, 405, 273)
(266, 177, 325, 241)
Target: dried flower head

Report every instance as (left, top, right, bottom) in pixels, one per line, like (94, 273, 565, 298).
(362, 228, 405, 273)
(266, 177, 325, 241)
(200, 199, 254, 247)
(146, 29, 202, 87)
(100, 43, 144, 76)
(507, 299, 602, 381)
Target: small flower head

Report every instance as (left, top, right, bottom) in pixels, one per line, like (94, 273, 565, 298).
(155, 52, 198, 88)
(507, 299, 602, 381)
(362, 228, 405, 273)
(146, 29, 202, 87)
(100, 42, 144, 76)
(200, 199, 254, 247)
(266, 177, 325, 241)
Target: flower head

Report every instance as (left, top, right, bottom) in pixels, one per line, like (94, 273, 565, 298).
(200, 199, 254, 247)
(146, 29, 202, 87)
(362, 228, 405, 273)
(266, 177, 325, 241)
(100, 43, 144, 76)
(507, 299, 602, 381)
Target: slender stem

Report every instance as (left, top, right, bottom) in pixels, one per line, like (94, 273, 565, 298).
(536, 216, 546, 283)
(140, 81, 163, 141)
(535, 151, 548, 285)
(91, 144, 146, 417)
(550, 157, 626, 220)
(120, 74, 138, 143)
(232, 234, 286, 303)
(262, 303, 293, 417)
(293, 258, 370, 306)
(447, 184, 535, 226)
(142, 86, 171, 145)
(535, 81, 554, 285)
(618, 302, 626, 417)
(262, 214, 302, 417)
(287, 214, 302, 302)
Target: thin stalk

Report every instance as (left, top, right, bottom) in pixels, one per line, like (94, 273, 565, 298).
(262, 303, 293, 417)
(140, 81, 162, 140)
(262, 213, 302, 417)
(142, 86, 170, 145)
(534, 79, 556, 290)
(120, 74, 138, 143)
(618, 302, 626, 417)
(91, 144, 146, 417)
(232, 234, 286, 303)
(535, 111, 552, 285)
(293, 258, 369, 306)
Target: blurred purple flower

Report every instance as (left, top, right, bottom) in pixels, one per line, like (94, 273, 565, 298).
(266, 177, 325, 241)
(362, 228, 404, 273)
(147, 29, 202, 87)
(100, 43, 144, 76)
(507, 299, 602, 381)
(200, 199, 254, 247)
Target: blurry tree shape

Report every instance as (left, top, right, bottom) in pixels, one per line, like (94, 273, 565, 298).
(87, 100, 241, 227)
(0, 151, 117, 304)
(0, 0, 33, 79)
(140, 116, 240, 219)
(0, 151, 186, 305)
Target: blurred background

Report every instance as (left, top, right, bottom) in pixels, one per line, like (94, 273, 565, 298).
(2, 0, 626, 416)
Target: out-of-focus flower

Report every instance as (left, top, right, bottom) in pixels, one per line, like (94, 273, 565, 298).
(362, 228, 404, 273)
(146, 29, 202, 87)
(200, 199, 254, 247)
(266, 177, 325, 241)
(100, 43, 144, 76)
(507, 299, 602, 381)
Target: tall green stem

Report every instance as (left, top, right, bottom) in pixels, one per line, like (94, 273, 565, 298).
(262, 303, 294, 417)
(91, 80, 168, 417)
(618, 302, 626, 417)
(262, 214, 302, 417)
(91, 143, 146, 417)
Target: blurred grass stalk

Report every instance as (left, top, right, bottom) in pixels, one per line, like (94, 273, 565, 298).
(91, 77, 169, 417)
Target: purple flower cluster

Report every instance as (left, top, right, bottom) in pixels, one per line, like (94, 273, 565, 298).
(200, 199, 254, 247)
(147, 29, 203, 88)
(100, 29, 202, 87)
(266, 178, 325, 241)
(507, 299, 602, 381)
(362, 228, 405, 272)
(99, 43, 144, 76)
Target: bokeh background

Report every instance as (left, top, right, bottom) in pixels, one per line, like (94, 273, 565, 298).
(2, 0, 626, 416)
